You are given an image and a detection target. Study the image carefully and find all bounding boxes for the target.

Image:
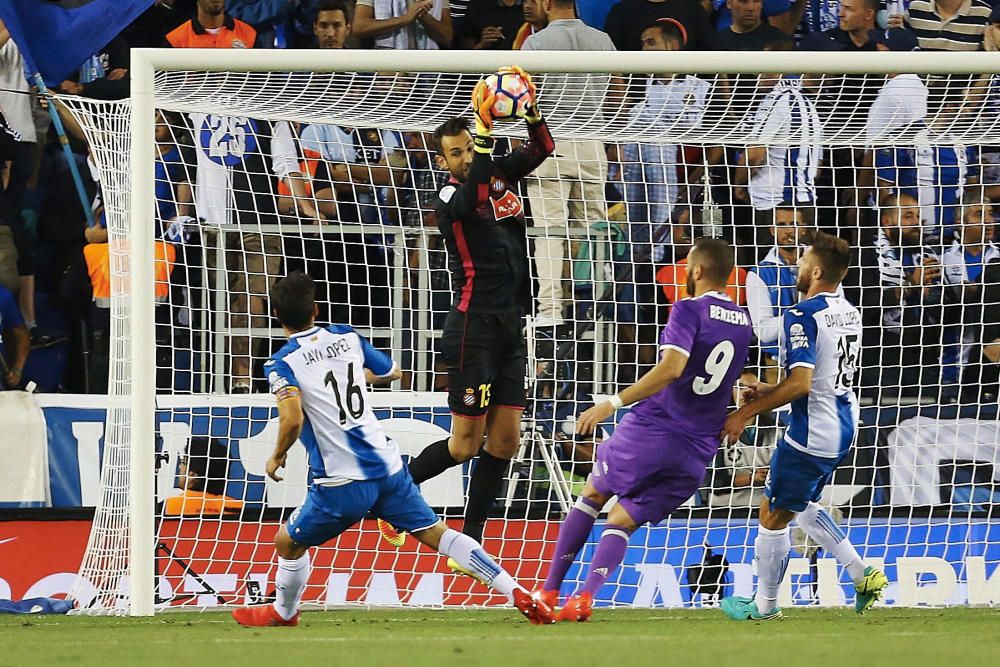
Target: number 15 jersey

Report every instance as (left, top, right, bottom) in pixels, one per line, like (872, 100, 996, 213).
(782, 291, 862, 460)
(264, 325, 402, 483)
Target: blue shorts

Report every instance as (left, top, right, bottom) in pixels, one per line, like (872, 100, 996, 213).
(764, 439, 848, 513)
(286, 466, 439, 547)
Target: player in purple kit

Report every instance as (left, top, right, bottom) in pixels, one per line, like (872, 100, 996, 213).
(536, 238, 753, 621)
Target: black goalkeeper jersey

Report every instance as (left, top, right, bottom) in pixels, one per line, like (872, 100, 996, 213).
(435, 120, 555, 314)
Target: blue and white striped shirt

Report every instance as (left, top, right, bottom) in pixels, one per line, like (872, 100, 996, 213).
(783, 292, 862, 459)
(748, 77, 823, 210)
(265, 325, 401, 483)
(875, 130, 978, 239)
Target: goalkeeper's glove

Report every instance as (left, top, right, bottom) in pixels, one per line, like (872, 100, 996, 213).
(499, 65, 542, 124)
(471, 79, 496, 139)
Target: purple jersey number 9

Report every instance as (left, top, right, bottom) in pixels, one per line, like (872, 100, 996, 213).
(692, 340, 736, 396)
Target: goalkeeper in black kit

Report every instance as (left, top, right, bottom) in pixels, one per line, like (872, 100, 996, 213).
(378, 67, 554, 577)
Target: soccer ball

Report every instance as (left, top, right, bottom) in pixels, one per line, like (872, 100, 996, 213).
(483, 71, 532, 121)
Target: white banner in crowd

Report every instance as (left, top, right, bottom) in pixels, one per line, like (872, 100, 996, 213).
(0, 392, 49, 505)
(889, 416, 1000, 506)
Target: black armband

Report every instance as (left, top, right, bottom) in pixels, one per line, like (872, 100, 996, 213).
(474, 134, 495, 154)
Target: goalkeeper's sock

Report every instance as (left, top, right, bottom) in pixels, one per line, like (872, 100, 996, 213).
(273, 553, 310, 620)
(543, 496, 601, 592)
(580, 524, 632, 596)
(462, 450, 511, 543)
(438, 528, 520, 601)
(796, 502, 867, 583)
(753, 525, 790, 615)
(408, 438, 461, 485)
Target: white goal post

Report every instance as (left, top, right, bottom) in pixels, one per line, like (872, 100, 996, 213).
(68, 48, 1000, 616)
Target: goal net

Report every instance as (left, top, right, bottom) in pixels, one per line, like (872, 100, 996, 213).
(66, 50, 1000, 615)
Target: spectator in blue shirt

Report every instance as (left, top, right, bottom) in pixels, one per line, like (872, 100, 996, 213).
(0, 284, 29, 389)
(745, 203, 805, 377)
(154, 110, 195, 235)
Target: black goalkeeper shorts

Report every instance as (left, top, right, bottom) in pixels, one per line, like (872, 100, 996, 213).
(440, 309, 527, 418)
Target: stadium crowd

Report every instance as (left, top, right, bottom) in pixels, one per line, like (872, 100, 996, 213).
(1, 0, 1000, 425)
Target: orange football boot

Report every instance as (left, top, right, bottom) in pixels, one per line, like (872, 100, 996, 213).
(513, 588, 557, 625)
(557, 592, 593, 622)
(232, 605, 299, 627)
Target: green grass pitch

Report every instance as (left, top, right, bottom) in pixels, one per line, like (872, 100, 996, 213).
(2, 607, 998, 666)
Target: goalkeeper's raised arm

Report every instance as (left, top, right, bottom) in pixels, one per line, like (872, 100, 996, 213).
(432, 71, 554, 221)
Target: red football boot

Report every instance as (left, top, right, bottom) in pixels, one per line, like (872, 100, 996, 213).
(535, 589, 559, 611)
(512, 588, 557, 625)
(557, 592, 593, 622)
(232, 604, 300, 627)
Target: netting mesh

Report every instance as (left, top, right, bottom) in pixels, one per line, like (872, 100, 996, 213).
(67, 59, 1000, 614)
(150, 70, 1000, 146)
(62, 99, 139, 612)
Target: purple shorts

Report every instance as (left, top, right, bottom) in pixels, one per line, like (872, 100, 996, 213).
(589, 416, 714, 526)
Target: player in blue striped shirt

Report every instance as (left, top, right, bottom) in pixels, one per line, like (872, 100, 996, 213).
(231, 272, 554, 627)
(720, 233, 888, 620)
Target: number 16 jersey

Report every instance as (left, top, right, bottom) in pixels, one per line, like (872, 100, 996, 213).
(782, 291, 862, 460)
(264, 325, 402, 483)
(630, 292, 753, 459)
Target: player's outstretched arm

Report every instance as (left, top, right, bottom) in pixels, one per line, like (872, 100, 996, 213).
(439, 81, 500, 219)
(720, 366, 812, 445)
(577, 348, 689, 435)
(267, 391, 304, 482)
(365, 363, 402, 386)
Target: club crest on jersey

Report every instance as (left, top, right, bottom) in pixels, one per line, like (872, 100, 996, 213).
(463, 388, 477, 406)
(789, 323, 809, 349)
(232, 39, 248, 48)
(490, 176, 508, 193)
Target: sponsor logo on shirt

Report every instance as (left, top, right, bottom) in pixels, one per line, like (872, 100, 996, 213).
(232, 39, 248, 48)
(789, 323, 810, 349)
(491, 190, 523, 221)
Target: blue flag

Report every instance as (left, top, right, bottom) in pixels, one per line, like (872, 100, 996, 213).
(0, 0, 153, 86)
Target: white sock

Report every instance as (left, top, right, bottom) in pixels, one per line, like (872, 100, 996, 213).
(273, 553, 310, 620)
(797, 502, 867, 583)
(754, 525, 790, 615)
(439, 528, 521, 602)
